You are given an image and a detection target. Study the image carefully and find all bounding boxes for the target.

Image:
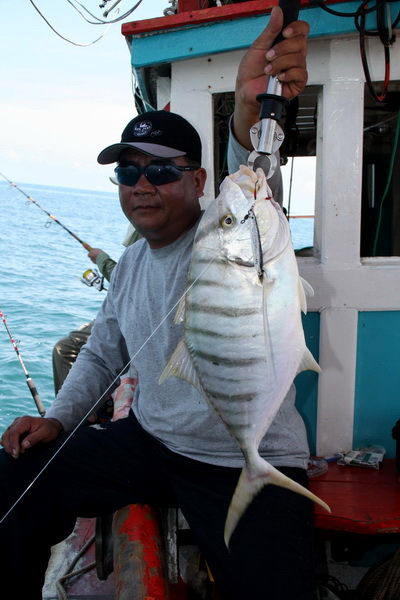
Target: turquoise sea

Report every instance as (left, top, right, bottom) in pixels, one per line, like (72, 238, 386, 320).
(0, 180, 314, 435)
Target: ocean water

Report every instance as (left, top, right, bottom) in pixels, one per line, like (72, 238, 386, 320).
(0, 180, 129, 434)
(289, 218, 314, 252)
(0, 180, 314, 434)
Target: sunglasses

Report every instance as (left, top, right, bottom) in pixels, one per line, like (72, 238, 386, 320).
(114, 162, 198, 187)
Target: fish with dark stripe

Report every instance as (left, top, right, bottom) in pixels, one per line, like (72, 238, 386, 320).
(159, 165, 330, 545)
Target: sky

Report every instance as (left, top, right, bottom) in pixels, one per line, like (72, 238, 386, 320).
(0, 0, 169, 192)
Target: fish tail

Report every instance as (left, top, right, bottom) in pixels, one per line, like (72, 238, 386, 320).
(224, 459, 330, 547)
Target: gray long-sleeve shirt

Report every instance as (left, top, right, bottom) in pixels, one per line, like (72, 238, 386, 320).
(46, 136, 309, 470)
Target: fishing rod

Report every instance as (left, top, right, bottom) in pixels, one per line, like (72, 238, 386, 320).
(1, 172, 106, 291)
(0, 310, 46, 417)
(0, 172, 93, 251)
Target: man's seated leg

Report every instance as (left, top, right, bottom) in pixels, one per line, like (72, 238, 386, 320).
(52, 321, 94, 395)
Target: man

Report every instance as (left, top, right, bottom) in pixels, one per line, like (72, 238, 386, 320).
(0, 9, 310, 599)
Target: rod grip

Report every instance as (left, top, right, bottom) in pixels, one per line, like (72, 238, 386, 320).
(27, 377, 46, 416)
(273, 0, 301, 45)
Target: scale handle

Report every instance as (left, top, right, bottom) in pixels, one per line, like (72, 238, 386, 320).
(255, 0, 302, 155)
(274, 0, 301, 45)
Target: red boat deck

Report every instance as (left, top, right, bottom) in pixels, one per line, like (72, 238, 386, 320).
(311, 459, 400, 535)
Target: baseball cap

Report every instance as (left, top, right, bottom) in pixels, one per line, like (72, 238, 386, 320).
(97, 110, 202, 165)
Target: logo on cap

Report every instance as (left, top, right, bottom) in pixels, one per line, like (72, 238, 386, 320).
(133, 120, 152, 138)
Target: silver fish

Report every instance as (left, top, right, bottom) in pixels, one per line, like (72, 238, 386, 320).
(159, 165, 330, 545)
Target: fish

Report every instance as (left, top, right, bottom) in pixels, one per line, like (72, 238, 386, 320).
(159, 165, 330, 546)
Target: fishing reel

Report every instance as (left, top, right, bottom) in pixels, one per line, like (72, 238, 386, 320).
(81, 268, 107, 292)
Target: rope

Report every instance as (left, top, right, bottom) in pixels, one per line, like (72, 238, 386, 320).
(354, 546, 400, 600)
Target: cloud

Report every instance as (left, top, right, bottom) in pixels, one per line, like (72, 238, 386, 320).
(0, 85, 136, 191)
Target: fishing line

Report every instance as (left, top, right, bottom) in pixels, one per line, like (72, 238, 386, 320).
(0, 252, 219, 524)
(66, 0, 144, 25)
(0, 172, 92, 251)
(0, 311, 46, 417)
(29, 0, 113, 47)
(27, 0, 144, 47)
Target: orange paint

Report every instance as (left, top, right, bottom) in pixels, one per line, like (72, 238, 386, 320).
(113, 504, 171, 599)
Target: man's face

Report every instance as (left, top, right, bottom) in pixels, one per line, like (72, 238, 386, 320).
(117, 149, 206, 249)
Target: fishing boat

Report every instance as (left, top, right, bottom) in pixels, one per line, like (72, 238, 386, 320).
(41, 0, 400, 597)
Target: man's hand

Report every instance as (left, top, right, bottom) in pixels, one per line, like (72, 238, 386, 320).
(0, 417, 63, 458)
(87, 248, 104, 264)
(233, 6, 310, 149)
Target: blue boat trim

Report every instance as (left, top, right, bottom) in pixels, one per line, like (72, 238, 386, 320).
(127, 1, 400, 68)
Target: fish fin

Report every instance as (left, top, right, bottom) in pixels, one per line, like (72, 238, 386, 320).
(301, 276, 314, 297)
(297, 347, 321, 375)
(299, 277, 314, 314)
(264, 265, 277, 284)
(174, 295, 186, 325)
(158, 340, 207, 399)
(224, 458, 330, 547)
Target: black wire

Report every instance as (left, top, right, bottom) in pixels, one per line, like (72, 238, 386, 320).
(376, 0, 395, 44)
(359, 8, 391, 101)
(316, 0, 397, 19)
(317, 1, 398, 103)
(316, 0, 399, 32)
(315, 0, 400, 43)
(354, 0, 398, 37)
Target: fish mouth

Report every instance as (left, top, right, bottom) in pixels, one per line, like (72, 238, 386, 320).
(229, 257, 254, 268)
(222, 248, 254, 268)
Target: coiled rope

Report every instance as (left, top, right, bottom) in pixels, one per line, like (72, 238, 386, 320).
(354, 546, 400, 600)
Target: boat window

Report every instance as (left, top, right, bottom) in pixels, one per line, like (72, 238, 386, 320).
(213, 86, 319, 255)
(282, 156, 316, 253)
(361, 81, 400, 257)
(213, 91, 235, 189)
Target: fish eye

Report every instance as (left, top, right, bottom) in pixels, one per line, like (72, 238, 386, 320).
(221, 214, 235, 228)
